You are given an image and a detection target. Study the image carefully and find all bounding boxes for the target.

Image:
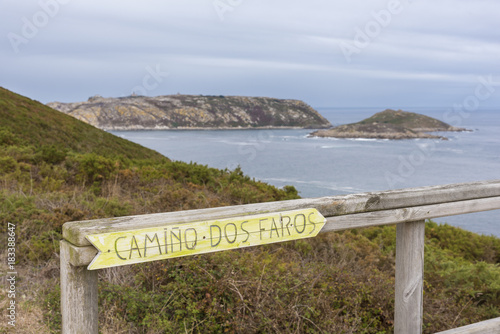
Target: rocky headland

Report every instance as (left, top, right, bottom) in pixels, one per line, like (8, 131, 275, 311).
(47, 94, 332, 130)
(309, 109, 468, 140)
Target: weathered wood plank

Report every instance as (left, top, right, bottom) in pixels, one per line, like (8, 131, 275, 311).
(322, 196, 500, 232)
(64, 241, 98, 267)
(86, 209, 325, 270)
(64, 180, 500, 246)
(60, 240, 98, 334)
(395, 220, 425, 334)
(66, 196, 500, 267)
(433, 317, 500, 334)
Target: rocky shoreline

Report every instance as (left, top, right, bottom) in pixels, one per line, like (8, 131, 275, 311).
(309, 109, 468, 140)
(106, 125, 312, 131)
(47, 94, 332, 130)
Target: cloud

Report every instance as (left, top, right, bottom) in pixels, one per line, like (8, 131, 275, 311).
(0, 0, 499, 107)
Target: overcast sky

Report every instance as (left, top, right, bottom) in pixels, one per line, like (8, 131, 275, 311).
(1, 0, 499, 108)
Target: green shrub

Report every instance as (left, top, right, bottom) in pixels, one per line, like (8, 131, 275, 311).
(3, 144, 35, 163)
(23, 230, 62, 262)
(43, 284, 62, 333)
(35, 145, 67, 164)
(0, 156, 17, 173)
(76, 153, 117, 184)
(0, 127, 19, 146)
(95, 197, 132, 217)
(426, 220, 500, 263)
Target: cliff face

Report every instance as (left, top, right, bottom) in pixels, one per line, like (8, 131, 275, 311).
(310, 109, 467, 140)
(47, 95, 331, 130)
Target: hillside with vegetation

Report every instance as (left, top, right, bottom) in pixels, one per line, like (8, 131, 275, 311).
(1, 87, 499, 333)
(310, 109, 467, 140)
(47, 94, 332, 130)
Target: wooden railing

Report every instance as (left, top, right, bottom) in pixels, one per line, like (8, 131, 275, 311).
(60, 180, 500, 333)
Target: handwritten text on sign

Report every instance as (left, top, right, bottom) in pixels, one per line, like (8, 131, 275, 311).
(86, 208, 326, 270)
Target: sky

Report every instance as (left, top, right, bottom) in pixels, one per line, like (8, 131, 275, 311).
(1, 0, 499, 108)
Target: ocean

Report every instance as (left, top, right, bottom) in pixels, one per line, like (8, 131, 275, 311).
(111, 108, 500, 237)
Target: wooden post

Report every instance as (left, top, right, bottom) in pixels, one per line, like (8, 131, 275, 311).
(395, 220, 425, 334)
(60, 240, 98, 334)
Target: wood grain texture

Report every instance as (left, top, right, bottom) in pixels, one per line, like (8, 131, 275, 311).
(67, 196, 500, 267)
(433, 317, 500, 334)
(64, 242, 98, 266)
(86, 208, 325, 270)
(322, 196, 500, 232)
(63, 180, 500, 247)
(395, 220, 425, 334)
(60, 240, 98, 334)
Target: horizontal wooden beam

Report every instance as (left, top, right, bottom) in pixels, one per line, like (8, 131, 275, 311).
(434, 317, 500, 334)
(66, 196, 500, 267)
(322, 196, 500, 232)
(63, 180, 500, 247)
(63, 241, 98, 267)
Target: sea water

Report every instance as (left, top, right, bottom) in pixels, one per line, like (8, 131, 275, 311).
(111, 108, 500, 237)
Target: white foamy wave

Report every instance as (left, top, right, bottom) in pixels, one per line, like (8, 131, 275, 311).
(347, 138, 378, 141)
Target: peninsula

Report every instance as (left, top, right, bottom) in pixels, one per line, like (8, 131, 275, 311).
(47, 94, 331, 130)
(309, 109, 467, 140)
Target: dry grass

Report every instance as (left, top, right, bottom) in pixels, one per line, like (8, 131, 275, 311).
(0, 255, 59, 333)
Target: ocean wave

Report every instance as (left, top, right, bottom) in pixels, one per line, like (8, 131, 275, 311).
(346, 138, 379, 142)
(260, 178, 367, 194)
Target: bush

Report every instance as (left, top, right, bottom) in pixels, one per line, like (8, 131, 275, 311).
(36, 145, 67, 164)
(75, 153, 117, 184)
(0, 127, 19, 146)
(0, 156, 17, 174)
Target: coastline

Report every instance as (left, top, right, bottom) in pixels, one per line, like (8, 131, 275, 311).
(308, 127, 471, 140)
(307, 109, 470, 140)
(104, 125, 327, 131)
(308, 130, 450, 140)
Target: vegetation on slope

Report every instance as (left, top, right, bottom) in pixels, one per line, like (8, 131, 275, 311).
(358, 109, 457, 131)
(0, 87, 499, 333)
(0, 88, 165, 161)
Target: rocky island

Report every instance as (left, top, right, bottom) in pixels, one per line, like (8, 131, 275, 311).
(47, 94, 331, 130)
(309, 109, 467, 140)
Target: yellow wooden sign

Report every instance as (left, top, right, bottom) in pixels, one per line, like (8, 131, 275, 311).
(86, 208, 325, 270)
